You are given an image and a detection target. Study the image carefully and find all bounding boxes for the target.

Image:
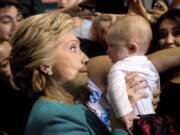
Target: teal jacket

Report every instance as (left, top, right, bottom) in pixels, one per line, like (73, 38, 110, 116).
(24, 100, 128, 135)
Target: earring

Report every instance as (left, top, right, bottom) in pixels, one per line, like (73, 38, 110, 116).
(47, 70, 53, 76)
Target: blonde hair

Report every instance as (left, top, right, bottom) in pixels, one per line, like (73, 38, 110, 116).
(10, 11, 75, 96)
(107, 15, 152, 54)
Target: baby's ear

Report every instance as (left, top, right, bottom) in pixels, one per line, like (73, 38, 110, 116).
(128, 42, 138, 54)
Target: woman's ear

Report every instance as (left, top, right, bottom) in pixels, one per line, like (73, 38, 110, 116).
(128, 42, 138, 54)
(39, 65, 53, 76)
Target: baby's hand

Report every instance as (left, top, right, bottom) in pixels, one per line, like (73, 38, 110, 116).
(119, 114, 139, 134)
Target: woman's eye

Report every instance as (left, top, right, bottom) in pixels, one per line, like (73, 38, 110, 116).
(158, 28, 169, 39)
(0, 18, 11, 24)
(158, 31, 168, 39)
(0, 60, 9, 68)
(173, 30, 180, 37)
(70, 46, 76, 52)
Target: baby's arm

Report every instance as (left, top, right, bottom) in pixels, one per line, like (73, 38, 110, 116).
(108, 67, 137, 131)
(118, 114, 139, 134)
(108, 68, 133, 118)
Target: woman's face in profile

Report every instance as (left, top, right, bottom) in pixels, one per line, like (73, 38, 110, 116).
(158, 18, 180, 49)
(0, 41, 12, 82)
(0, 5, 22, 40)
(53, 31, 88, 84)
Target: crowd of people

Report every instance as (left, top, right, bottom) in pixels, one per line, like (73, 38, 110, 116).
(0, 0, 180, 135)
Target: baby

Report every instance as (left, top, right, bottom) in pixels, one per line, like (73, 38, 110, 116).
(106, 15, 159, 133)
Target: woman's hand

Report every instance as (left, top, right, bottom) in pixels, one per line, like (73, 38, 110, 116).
(125, 72, 161, 109)
(125, 72, 149, 108)
(152, 89, 161, 110)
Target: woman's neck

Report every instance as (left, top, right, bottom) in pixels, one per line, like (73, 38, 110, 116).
(41, 86, 75, 105)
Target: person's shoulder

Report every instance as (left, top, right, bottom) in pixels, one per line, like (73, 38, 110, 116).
(29, 100, 64, 119)
(26, 101, 86, 130)
(25, 102, 91, 135)
(29, 101, 88, 121)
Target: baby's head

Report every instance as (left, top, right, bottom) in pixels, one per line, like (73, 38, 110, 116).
(106, 15, 152, 63)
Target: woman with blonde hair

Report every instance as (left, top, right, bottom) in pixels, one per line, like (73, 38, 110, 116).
(10, 11, 132, 135)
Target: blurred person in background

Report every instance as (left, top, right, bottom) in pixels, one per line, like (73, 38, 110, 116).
(0, 0, 23, 40)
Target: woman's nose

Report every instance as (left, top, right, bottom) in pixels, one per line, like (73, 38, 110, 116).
(82, 52, 89, 65)
(164, 33, 177, 48)
(166, 33, 174, 44)
(11, 20, 18, 33)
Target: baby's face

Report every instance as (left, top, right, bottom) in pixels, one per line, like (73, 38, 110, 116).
(107, 41, 130, 63)
(106, 15, 149, 60)
(106, 19, 131, 63)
